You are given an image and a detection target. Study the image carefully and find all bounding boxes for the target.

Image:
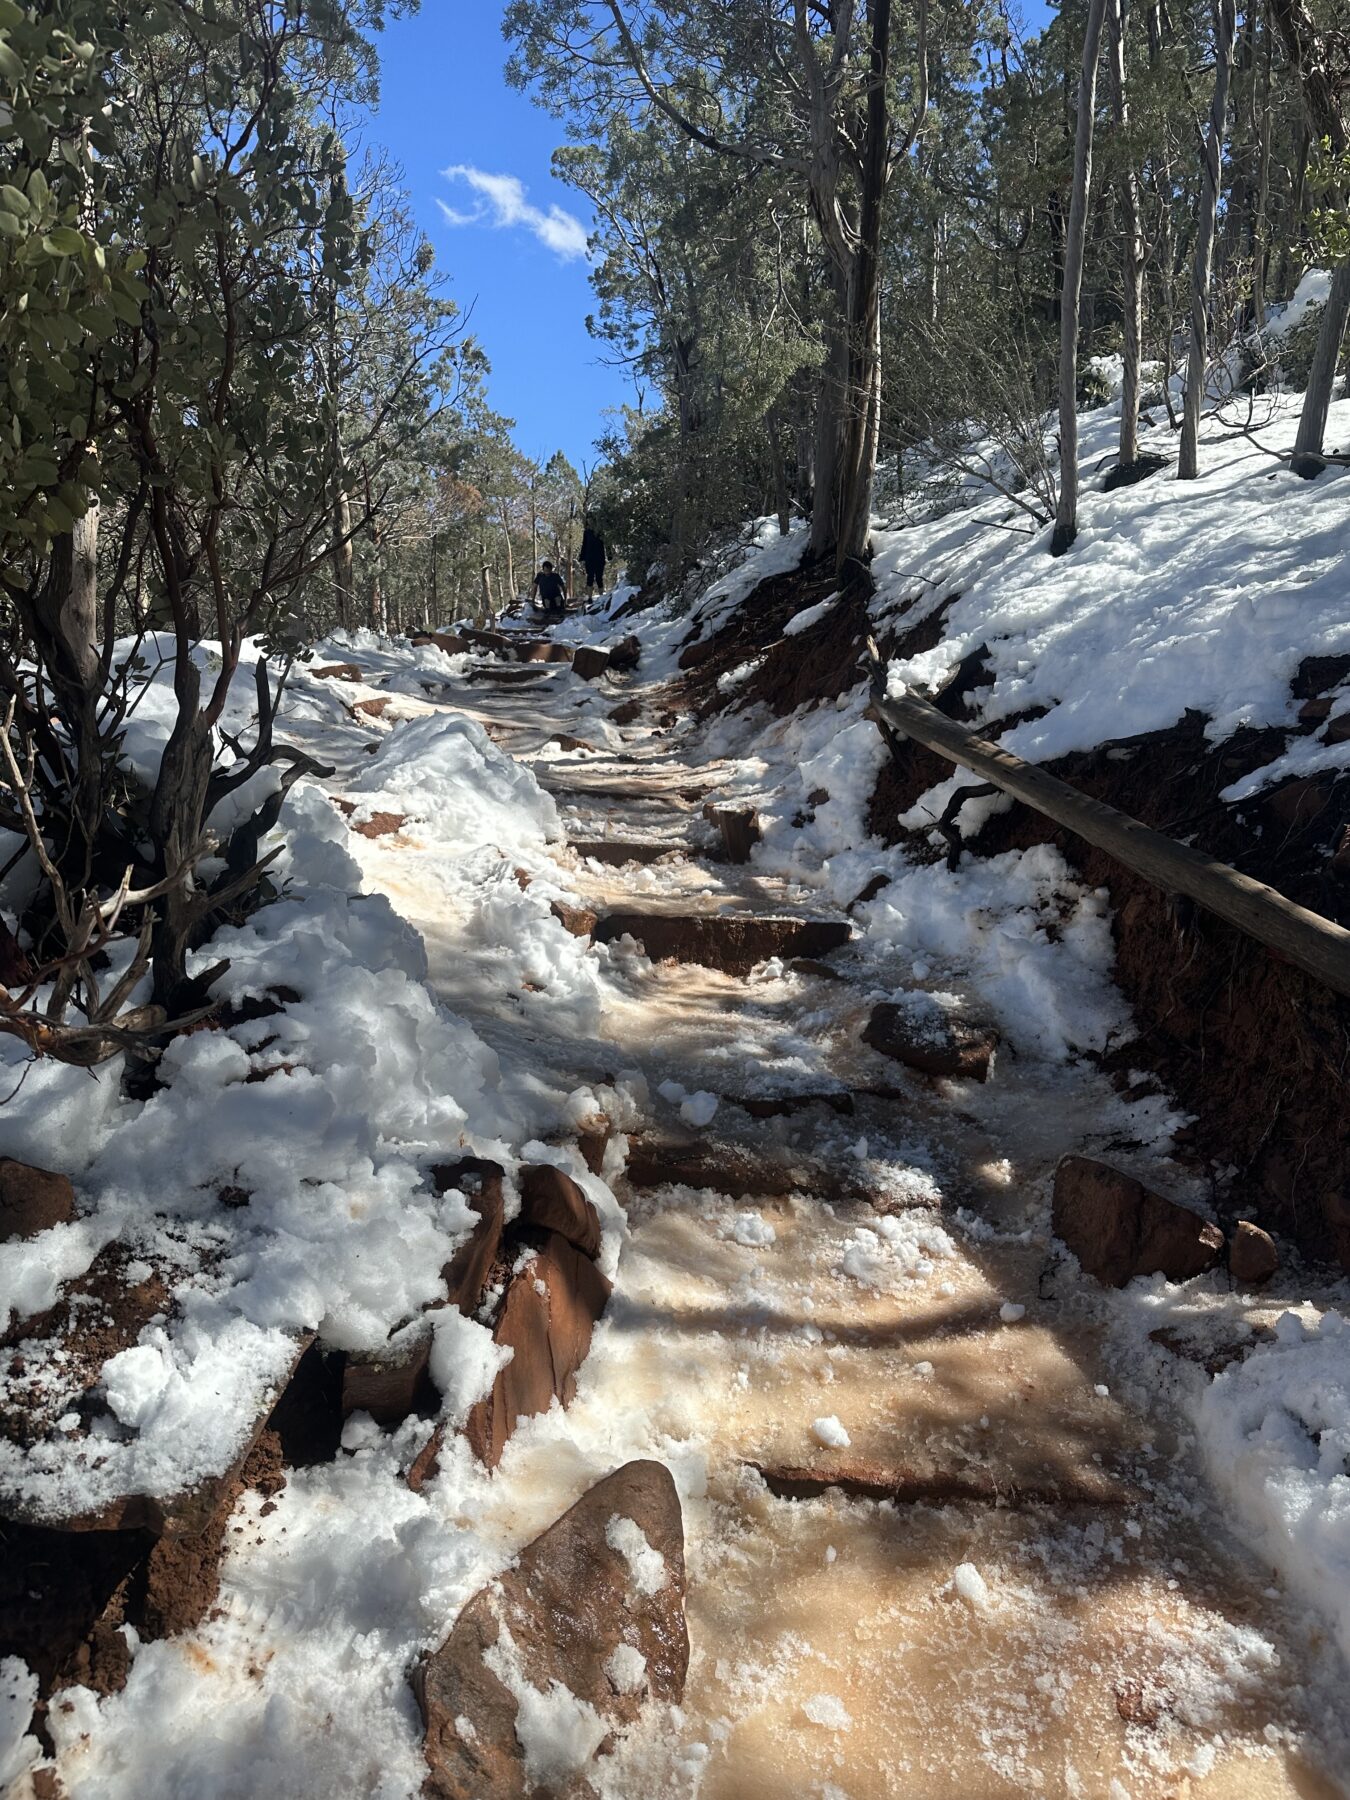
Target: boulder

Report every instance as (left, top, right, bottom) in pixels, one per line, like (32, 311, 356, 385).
(519, 1164, 602, 1258)
(607, 634, 641, 671)
(466, 1232, 611, 1469)
(516, 640, 573, 665)
(1052, 1156, 1225, 1287)
(572, 645, 611, 681)
(1229, 1219, 1278, 1287)
(610, 698, 642, 725)
(0, 1159, 75, 1242)
(415, 1459, 688, 1800)
(862, 1001, 998, 1082)
(310, 662, 364, 682)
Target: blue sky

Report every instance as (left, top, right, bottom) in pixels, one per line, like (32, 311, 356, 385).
(368, 4, 1057, 471)
(369, 8, 627, 474)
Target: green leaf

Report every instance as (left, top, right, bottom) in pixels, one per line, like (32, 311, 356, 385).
(41, 225, 86, 256)
(0, 40, 24, 81)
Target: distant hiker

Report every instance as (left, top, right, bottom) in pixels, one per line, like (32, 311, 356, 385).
(530, 559, 568, 620)
(579, 524, 606, 599)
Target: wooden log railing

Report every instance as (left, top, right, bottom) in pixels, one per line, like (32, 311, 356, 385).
(867, 673, 1350, 1002)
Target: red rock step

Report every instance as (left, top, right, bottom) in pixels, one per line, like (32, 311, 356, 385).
(592, 909, 851, 975)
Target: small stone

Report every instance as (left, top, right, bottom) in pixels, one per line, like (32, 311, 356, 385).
(862, 1001, 997, 1081)
(1228, 1220, 1278, 1287)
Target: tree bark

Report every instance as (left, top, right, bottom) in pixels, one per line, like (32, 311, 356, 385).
(1269, 0, 1350, 472)
(1178, 0, 1237, 480)
(331, 470, 354, 630)
(1051, 0, 1110, 554)
(1107, 0, 1146, 469)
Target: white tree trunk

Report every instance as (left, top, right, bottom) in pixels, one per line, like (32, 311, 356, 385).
(1178, 0, 1238, 480)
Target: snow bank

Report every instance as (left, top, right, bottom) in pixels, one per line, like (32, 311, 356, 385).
(1195, 1307, 1350, 1665)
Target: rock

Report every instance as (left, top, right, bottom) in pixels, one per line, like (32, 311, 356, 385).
(709, 806, 761, 864)
(310, 662, 364, 682)
(1229, 1219, 1278, 1286)
(1052, 1156, 1225, 1287)
(437, 1159, 507, 1313)
(592, 910, 851, 975)
(354, 696, 391, 718)
(468, 665, 553, 686)
(415, 1460, 688, 1800)
(1263, 774, 1334, 831)
(466, 1232, 611, 1469)
(847, 872, 891, 912)
(548, 733, 595, 753)
(607, 634, 641, 671)
(517, 640, 573, 665)
(0, 1159, 75, 1241)
(570, 840, 680, 866)
(610, 698, 642, 725)
(862, 1001, 998, 1082)
(572, 645, 611, 681)
(343, 1163, 505, 1426)
(575, 1120, 612, 1177)
(412, 631, 470, 656)
(0, 917, 32, 986)
(551, 899, 599, 938)
(751, 1453, 1128, 1508)
(519, 1164, 601, 1259)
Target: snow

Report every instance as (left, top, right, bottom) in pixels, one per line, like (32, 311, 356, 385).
(1195, 1307, 1350, 1665)
(998, 1302, 1026, 1324)
(802, 1693, 852, 1729)
(810, 1415, 851, 1449)
(0, 1659, 40, 1792)
(723, 1211, 777, 1248)
(483, 1620, 609, 1786)
(605, 1513, 667, 1596)
(952, 1563, 991, 1611)
(783, 593, 840, 637)
(605, 1644, 648, 1694)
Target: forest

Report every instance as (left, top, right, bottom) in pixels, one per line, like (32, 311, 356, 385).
(2, 1, 1350, 1796)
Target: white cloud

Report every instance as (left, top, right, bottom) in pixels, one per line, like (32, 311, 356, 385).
(437, 165, 589, 262)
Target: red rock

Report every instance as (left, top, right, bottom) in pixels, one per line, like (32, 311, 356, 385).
(413, 631, 470, 656)
(592, 910, 850, 975)
(610, 698, 642, 725)
(517, 640, 573, 665)
(1229, 1219, 1278, 1286)
(572, 645, 611, 681)
(350, 810, 405, 839)
(1052, 1156, 1225, 1287)
(550, 900, 599, 938)
(519, 1164, 601, 1258)
(310, 662, 364, 682)
(710, 806, 761, 864)
(1322, 710, 1350, 746)
(575, 1119, 612, 1177)
(1264, 775, 1334, 830)
(466, 1232, 611, 1469)
(415, 1459, 688, 1800)
(0, 1159, 75, 1241)
(435, 1160, 507, 1313)
(862, 1001, 997, 1081)
(608, 634, 641, 671)
(354, 696, 391, 718)
(570, 840, 680, 866)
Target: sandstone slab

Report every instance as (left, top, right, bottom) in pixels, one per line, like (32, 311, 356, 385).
(0, 1159, 75, 1242)
(415, 1459, 688, 1799)
(863, 1000, 998, 1082)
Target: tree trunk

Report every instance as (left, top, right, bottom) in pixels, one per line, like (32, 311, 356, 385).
(1051, 0, 1109, 555)
(809, 267, 850, 562)
(1107, 0, 1146, 469)
(1293, 260, 1350, 475)
(768, 403, 791, 535)
(500, 496, 516, 598)
(1178, 0, 1237, 480)
(1268, 0, 1349, 471)
(1252, 5, 1272, 328)
(835, 0, 894, 578)
(331, 469, 354, 630)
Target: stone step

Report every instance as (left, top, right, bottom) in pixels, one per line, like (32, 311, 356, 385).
(569, 839, 687, 867)
(593, 909, 851, 975)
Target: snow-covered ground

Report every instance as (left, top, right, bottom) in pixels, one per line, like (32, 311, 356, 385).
(3, 352, 1350, 1795)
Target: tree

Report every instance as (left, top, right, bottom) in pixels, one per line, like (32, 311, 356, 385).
(1179, 0, 1238, 480)
(1052, 0, 1110, 554)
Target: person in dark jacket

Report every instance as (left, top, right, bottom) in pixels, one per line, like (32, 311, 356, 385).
(530, 560, 568, 620)
(579, 524, 606, 599)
